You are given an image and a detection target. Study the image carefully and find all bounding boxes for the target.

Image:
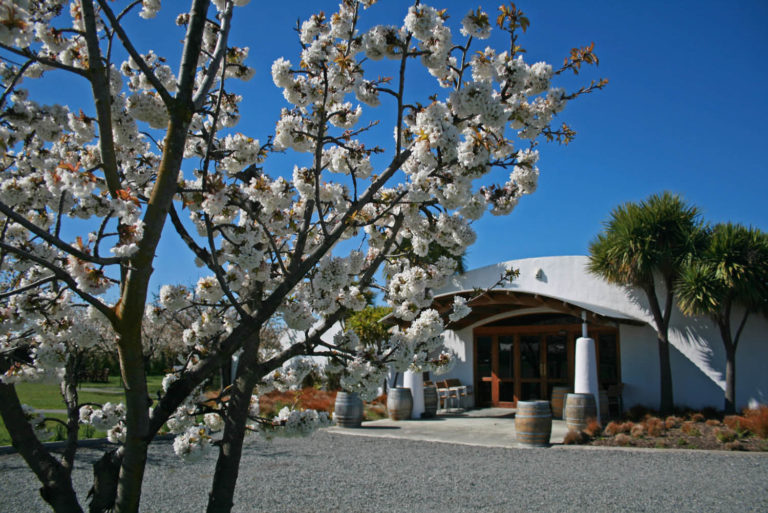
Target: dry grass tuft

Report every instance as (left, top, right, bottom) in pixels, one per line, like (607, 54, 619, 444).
(705, 419, 721, 427)
(723, 415, 743, 431)
(644, 417, 665, 437)
(583, 418, 602, 438)
(664, 416, 682, 429)
(681, 421, 701, 437)
(603, 421, 622, 436)
(741, 406, 768, 439)
(630, 424, 645, 438)
(725, 440, 745, 451)
(614, 433, 632, 446)
(563, 429, 588, 445)
(714, 428, 738, 444)
(690, 412, 705, 422)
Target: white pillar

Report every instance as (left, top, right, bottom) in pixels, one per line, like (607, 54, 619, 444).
(403, 370, 424, 419)
(574, 336, 601, 421)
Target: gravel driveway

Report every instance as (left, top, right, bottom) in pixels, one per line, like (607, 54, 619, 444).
(1, 431, 767, 512)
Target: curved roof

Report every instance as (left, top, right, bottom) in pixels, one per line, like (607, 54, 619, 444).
(432, 255, 650, 329)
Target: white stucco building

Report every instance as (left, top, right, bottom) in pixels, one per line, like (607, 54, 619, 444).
(430, 255, 768, 412)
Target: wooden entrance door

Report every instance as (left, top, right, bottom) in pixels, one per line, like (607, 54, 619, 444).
(474, 324, 619, 407)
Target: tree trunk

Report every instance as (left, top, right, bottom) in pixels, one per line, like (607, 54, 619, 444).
(0, 382, 83, 513)
(206, 338, 260, 513)
(657, 335, 674, 415)
(724, 342, 736, 414)
(89, 449, 122, 513)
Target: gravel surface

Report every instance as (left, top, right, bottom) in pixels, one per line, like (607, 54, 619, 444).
(1, 431, 767, 512)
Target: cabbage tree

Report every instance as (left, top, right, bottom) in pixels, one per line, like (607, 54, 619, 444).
(676, 223, 768, 414)
(588, 192, 705, 414)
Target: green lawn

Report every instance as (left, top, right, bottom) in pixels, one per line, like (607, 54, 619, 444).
(1, 375, 166, 446)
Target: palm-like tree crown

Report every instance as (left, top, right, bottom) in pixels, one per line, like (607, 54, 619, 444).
(588, 192, 704, 289)
(677, 223, 768, 321)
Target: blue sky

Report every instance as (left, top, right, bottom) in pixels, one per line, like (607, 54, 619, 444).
(154, 0, 768, 290)
(26, 1, 768, 294)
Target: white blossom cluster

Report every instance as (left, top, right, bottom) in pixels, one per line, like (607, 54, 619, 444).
(272, 407, 332, 437)
(79, 402, 127, 443)
(260, 357, 318, 394)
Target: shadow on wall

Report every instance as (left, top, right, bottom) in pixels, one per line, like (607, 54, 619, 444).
(673, 320, 722, 388)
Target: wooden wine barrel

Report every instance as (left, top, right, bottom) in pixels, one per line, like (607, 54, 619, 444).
(564, 393, 597, 432)
(550, 386, 572, 420)
(423, 385, 438, 418)
(334, 391, 363, 428)
(599, 389, 609, 424)
(387, 387, 413, 420)
(515, 400, 552, 447)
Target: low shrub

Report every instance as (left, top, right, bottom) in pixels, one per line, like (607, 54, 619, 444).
(741, 405, 768, 439)
(603, 421, 623, 436)
(614, 433, 631, 446)
(630, 424, 645, 438)
(664, 416, 682, 429)
(563, 429, 588, 445)
(714, 428, 737, 444)
(725, 441, 745, 451)
(298, 388, 336, 412)
(723, 415, 743, 431)
(681, 421, 701, 436)
(705, 419, 721, 427)
(583, 418, 602, 438)
(644, 417, 665, 437)
(690, 412, 705, 422)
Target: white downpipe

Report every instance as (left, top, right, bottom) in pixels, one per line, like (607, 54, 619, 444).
(575, 312, 601, 421)
(403, 370, 425, 419)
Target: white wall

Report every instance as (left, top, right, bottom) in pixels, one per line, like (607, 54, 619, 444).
(438, 327, 475, 407)
(433, 256, 768, 412)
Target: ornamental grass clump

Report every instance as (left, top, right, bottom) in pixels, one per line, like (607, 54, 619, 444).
(664, 416, 682, 429)
(603, 420, 631, 436)
(583, 418, 602, 438)
(643, 416, 665, 437)
(714, 427, 738, 444)
(681, 421, 701, 436)
(614, 433, 632, 447)
(741, 406, 768, 439)
(563, 429, 589, 445)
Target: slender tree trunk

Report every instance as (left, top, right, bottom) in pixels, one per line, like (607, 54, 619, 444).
(657, 334, 674, 415)
(113, 324, 151, 513)
(645, 282, 675, 416)
(0, 382, 83, 513)
(89, 450, 123, 513)
(724, 342, 736, 414)
(206, 336, 260, 513)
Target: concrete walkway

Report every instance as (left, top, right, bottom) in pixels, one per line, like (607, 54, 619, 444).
(327, 407, 570, 448)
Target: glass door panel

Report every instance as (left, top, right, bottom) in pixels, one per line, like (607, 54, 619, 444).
(499, 381, 516, 403)
(476, 336, 493, 406)
(498, 336, 514, 379)
(546, 334, 568, 380)
(521, 382, 542, 400)
(519, 335, 541, 378)
(477, 336, 492, 378)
